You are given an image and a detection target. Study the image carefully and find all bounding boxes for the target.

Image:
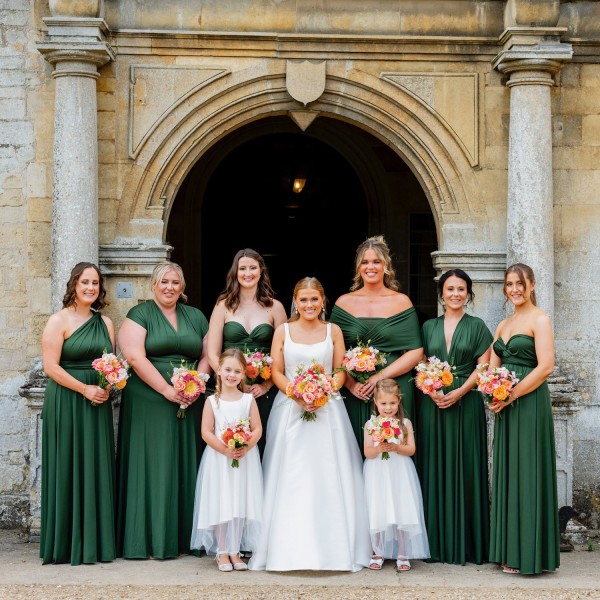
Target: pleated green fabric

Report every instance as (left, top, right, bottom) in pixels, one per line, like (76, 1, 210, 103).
(330, 305, 423, 452)
(489, 334, 560, 574)
(417, 314, 492, 564)
(222, 320, 275, 457)
(116, 300, 208, 559)
(40, 311, 116, 565)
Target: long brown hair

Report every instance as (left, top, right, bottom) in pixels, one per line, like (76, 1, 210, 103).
(214, 348, 247, 404)
(289, 277, 327, 323)
(504, 263, 537, 306)
(217, 249, 276, 312)
(373, 378, 408, 441)
(62, 262, 107, 310)
(350, 235, 399, 292)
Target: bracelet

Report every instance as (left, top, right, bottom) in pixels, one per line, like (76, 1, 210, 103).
(81, 384, 87, 397)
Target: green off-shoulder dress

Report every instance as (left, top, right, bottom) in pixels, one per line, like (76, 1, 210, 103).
(41, 311, 116, 565)
(116, 300, 209, 559)
(417, 314, 493, 564)
(489, 334, 560, 574)
(330, 305, 423, 452)
(222, 321, 276, 457)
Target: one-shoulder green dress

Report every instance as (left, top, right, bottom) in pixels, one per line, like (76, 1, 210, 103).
(41, 311, 116, 565)
(417, 314, 493, 564)
(222, 321, 275, 457)
(330, 305, 423, 452)
(489, 334, 560, 574)
(116, 300, 208, 559)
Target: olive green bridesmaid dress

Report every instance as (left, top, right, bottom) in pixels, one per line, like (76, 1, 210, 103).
(116, 300, 208, 559)
(330, 305, 423, 452)
(417, 314, 492, 564)
(41, 311, 116, 565)
(489, 334, 560, 574)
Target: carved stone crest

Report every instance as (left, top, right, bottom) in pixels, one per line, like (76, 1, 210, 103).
(286, 60, 326, 106)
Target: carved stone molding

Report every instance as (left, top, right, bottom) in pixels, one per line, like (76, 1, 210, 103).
(49, 0, 102, 18)
(99, 242, 174, 277)
(431, 251, 507, 283)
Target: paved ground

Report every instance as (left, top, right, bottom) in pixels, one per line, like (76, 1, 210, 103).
(0, 529, 599, 599)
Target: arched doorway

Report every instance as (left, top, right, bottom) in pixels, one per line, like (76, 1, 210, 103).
(167, 116, 437, 321)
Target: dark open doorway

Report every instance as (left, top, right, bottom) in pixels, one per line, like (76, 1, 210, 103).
(167, 116, 437, 323)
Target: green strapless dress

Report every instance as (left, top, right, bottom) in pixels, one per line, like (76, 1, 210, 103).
(116, 300, 208, 559)
(489, 334, 560, 574)
(417, 314, 493, 564)
(330, 305, 423, 453)
(41, 311, 116, 565)
(222, 321, 275, 457)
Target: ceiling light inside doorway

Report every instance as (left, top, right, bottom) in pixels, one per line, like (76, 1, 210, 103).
(292, 178, 306, 193)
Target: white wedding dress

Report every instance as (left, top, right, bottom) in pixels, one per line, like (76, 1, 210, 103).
(249, 323, 372, 572)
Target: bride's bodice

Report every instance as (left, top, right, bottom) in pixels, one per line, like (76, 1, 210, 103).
(283, 323, 334, 379)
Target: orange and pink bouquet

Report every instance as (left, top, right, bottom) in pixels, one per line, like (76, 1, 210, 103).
(476, 364, 519, 418)
(341, 339, 388, 386)
(414, 356, 455, 397)
(171, 361, 210, 419)
(221, 417, 253, 467)
(364, 415, 404, 460)
(243, 349, 273, 385)
(91, 351, 130, 405)
(286, 360, 337, 421)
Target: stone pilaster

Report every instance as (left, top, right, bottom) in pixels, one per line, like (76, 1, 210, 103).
(492, 28, 572, 321)
(37, 18, 114, 311)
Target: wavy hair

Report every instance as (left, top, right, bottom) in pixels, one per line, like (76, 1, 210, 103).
(217, 249, 276, 312)
(62, 262, 107, 310)
(350, 235, 399, 292)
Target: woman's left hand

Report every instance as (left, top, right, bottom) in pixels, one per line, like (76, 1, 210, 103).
(489, 396, 513, 413)
(437, 389, 462, 409)
(248, 382, 269, 399)
(356, 376, 377, 401)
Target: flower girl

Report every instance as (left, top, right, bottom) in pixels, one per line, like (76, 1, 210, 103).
(364, 378, 429, 571)
(190, 348, 263, 572)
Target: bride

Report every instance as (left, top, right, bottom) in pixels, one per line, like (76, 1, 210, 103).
(249, 277, 371, 572)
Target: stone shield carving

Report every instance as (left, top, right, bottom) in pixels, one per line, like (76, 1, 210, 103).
(286, 60, 326, 106)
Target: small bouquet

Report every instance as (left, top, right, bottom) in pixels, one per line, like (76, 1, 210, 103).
(171, 361, 210, 419)
(341, 340, 388, 388)
(364, 415, 404, 460)
(414, 356, 455, 397)
(476, 364, 520, 418)
(244, 349, 273, 385)
(286, 360, 337, 421)
(221, 417, 253, 467)
(91, 351, 130, 406)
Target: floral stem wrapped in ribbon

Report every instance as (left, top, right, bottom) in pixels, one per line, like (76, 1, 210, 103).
(414, 356, 455, 397)
(475, 364, 520, 419)
(243, 348, 273, 386)
(171, 361, 210, 419)
(91, 351, 130, 406)
(286, 360, 337, 422)
(221, 417, 252, 467)
(364, 415, 405, 460)
(341, 339, 388, 395)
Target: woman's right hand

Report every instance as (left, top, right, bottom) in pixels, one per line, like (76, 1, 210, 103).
(83, 385, 110, 404)
(162, 386, 187, 406)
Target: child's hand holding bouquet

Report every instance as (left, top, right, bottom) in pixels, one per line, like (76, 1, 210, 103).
(364, 415, 404, 460)
(221, 418, 253, 467)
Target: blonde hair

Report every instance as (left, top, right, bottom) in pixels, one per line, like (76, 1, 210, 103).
(373, 378, 408, 440)
(351, 235, 399, 292)
(214, 348, 246, 405)
(289, 276, 327, 322)
(151, 261, 188, 303)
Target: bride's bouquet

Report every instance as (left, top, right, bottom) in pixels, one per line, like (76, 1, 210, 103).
(221, 417, 253, 468)
(90, 351, 130, 406)
(414, 356, 455, 397)
(475, 364, 519, 418)
(286, 360, 337, 421)
(341, 340, 388, 388)
(171, 361, 210, 419)
(243, 349, 273, 386)
(364, 415, 404, 460)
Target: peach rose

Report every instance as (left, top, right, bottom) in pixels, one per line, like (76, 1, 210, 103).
(441, 371, 454, 386)
(493, 385, 509, 401)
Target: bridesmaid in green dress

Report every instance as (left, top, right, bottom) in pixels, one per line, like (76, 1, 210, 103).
(41, 262, 116, 565)
(417, 269, 492, 565)
(207, 249, 286, 457)
(117, 262, 210, 559)
(489, 263, 559, 575)
(331, 236, 423, 452)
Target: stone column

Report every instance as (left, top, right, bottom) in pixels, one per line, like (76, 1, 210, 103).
(493, 29, 572, 321)
(37, 15, 114, 311)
